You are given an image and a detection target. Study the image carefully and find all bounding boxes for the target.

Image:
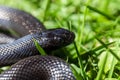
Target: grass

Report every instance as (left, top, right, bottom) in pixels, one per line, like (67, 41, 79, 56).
(0, 0, 120, 80)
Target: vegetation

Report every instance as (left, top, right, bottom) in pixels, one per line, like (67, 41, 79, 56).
(0, 0, 120, 80)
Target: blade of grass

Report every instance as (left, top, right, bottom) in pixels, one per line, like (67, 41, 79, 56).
(78, 0, 89, 52)
(74, 0, 90, 79)
(8, 28, 20, 37)
(33, 39, 47, 55)
(74, 41, 88, 80)
(93, 42, 114, 52)
(86, 5, 115, 20)
(68, 20, 72, 31)
(95, 50, 109, 80)
(82, 41, 115, 58)
(55, 18, 63, 28)
(108, 57, 116, 78)
(71, 64, 83, 80)
(42, 0, 50, 21)
(92, 41, 115, 56)
(96, 37, 120, 61)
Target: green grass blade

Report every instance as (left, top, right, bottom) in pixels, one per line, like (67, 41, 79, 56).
(55, 18, 63, 28)
(78, 0, 89, 52)
(74, 41, 88, 80)
(95, 50, 109, 80)
(92, 42, 115, 55)
(42, 0, 50, 21)
(96, 37, 120, 61)
(33, 39, 47, 55)
(86, 5, 115, 20)
(108, 57, 116, 78)
(71, 64, 83, 80)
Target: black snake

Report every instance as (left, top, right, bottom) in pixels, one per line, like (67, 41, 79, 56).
(0, 6, 76, 80)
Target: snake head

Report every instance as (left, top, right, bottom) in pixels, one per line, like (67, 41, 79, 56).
(36, 28, 75, 50)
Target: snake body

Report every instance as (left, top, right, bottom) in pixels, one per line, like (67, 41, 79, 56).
(0, 55, 75, 80)
(0, 33, 15, 44)
(0, 6, 75, 80)
(0, 6, 45, 37)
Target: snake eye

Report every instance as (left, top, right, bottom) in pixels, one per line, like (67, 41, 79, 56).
(53, 37, 63, 44)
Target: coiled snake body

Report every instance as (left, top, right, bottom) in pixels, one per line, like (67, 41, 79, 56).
(0, 6, 75, 80)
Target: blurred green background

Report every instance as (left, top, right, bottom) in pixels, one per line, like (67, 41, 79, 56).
(0, 0, 120, 80)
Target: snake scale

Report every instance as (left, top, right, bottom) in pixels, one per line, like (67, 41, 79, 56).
(0, 6, 76, 80)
